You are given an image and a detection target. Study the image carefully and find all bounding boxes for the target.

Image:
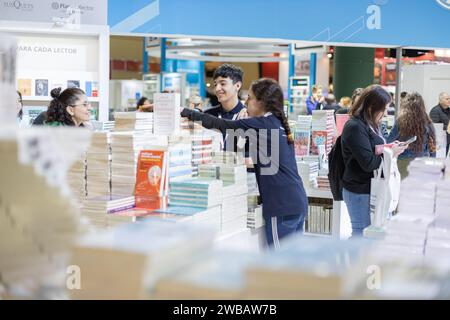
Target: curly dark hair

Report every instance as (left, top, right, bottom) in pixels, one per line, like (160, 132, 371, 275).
(250, 78, 293, 144)
(397, 92, 436, 153)
(46, 87, 85, 125)
(213, 64, 243, 84)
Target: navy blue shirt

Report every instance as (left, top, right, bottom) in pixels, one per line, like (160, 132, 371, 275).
(205, 101, 246, 151)
(204, 101, 245, 120)
(181, 108, 308, 219)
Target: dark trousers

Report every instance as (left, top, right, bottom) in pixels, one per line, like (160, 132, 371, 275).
(264, 214, 305, 249)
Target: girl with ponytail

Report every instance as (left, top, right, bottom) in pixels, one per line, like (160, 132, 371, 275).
(181, 78, 308, 248)
(45, 87, 92, 127)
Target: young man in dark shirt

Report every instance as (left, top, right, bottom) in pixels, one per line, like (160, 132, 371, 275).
(205, 64, 247, 151)
(205, 64, 245, 120)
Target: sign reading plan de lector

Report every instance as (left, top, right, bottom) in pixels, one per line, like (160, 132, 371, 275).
(0, 0, 107, 25)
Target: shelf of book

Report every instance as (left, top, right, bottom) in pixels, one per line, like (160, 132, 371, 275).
(305, 187, 349, 240)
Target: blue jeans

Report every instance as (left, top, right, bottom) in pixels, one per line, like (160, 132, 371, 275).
(343, 188, 371, 237)
(264, 214, 305, 249)
(342, 188, 370, 237)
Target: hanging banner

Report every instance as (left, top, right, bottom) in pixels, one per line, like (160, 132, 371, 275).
(108, 0, 450, 48)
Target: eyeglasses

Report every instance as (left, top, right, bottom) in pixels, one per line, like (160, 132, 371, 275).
(71, 101, 91, 107)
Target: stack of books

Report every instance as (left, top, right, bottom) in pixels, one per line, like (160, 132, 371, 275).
(86, 132, 111, 198)
(169, 178, 223, 210)
(114, 112, 153, 133)
(153, 93, 180, 136)
(247, 206, 264, 229)
(0, 133, 84, 296)
(91, 121, 115, 132)
(198, 164, 249, 234)
(198, 164, 247, 186)
(221, 194, 248, 235)
(296, 160, 319, 189)
(82, 195, 136, 228)
(311, 110, 335, 155)
(168, 140, 193, 182)
(397, 178, 437, 218)
(212, 151, 245, 165)
(67, 157, 86, 205)
(151, 205, 221, 233)
(247, 170, 263, 229)
(191, 136, 213, 176)
(445, 159, 450, 180)
(69, 220, 215, 299)
(384, 160, 442, 256)
(316, 176, 331, 191)
(180, 117, 203, 134)
(397, 159, 445, 218)
(247, 172, 259, 195)
(407, 158, 445, 181)
(153, 251, 259, 300)
(110, 133, 167, 196)
(434, 180, 450, 229)
(380, 216, 433, 259)
(294, 115, 312, 156)
(243, 236, 371, 299)
(306, 203, 332, 235)
(425, 227, 450, 260)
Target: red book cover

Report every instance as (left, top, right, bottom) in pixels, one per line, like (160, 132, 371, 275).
(336, 114, 350, 136)
(294, 130, 310, 156)
(311, 131, 329, 155)
(135, 150, 167, 210)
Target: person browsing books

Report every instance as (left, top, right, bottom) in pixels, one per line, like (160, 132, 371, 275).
(181, 78, 308, 248)
(136, 96, 153, 112)
(387, 92, 436, 178)
(205, 64, 245, 120)
(341, 85, 407, 237)
(44, 87, 93, 127)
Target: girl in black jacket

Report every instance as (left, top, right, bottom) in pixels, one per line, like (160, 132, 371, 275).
(341, 85, 406, 237)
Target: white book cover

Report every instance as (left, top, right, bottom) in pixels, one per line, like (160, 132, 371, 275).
(154, 93, 181, 136)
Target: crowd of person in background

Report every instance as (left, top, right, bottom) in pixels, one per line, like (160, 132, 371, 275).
(13, 62, 450, 242)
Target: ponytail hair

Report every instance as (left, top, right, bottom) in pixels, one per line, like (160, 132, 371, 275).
(250, 78, 294, 144)
(46, 87, 85, 125)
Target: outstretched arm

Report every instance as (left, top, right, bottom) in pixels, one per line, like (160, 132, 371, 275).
(181, 108, 243, 133)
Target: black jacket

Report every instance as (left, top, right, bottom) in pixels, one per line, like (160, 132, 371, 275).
(429, 104, 450, 145)
(341, 117, 384, 194)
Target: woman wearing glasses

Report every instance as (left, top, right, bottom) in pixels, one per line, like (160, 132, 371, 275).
(44, 87, 92, 127)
